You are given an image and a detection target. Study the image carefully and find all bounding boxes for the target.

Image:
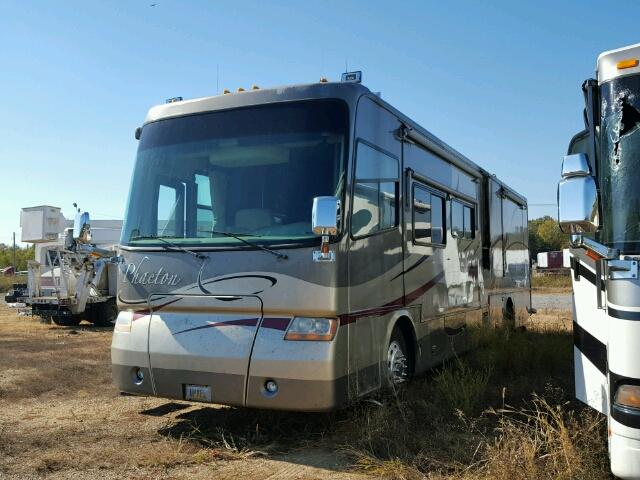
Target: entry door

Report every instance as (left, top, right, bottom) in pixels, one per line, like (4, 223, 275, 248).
(404, 177, 448, 364)
(347, 140, 403, 395)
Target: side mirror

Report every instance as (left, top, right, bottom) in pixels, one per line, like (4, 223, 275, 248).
(73, 211, 92, 243)
(558, 154, 599, 234)
(312, 196, 340, 236)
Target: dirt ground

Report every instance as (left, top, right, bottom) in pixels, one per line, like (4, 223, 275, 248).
(0, 300, 582, 480)
(0, 304, 367, 480)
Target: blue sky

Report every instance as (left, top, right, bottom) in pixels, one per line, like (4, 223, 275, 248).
(1, 0, 639, 246)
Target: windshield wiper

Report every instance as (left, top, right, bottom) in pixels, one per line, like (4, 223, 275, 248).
(198, 229, 288, 260)
(130, 235, 206, 260)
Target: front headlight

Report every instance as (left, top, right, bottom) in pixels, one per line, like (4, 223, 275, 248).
(284, 317, 338, 341)
(615, 384, 640, 409)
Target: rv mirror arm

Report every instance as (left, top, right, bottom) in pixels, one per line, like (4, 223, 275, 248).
(571, 234, 619, 260)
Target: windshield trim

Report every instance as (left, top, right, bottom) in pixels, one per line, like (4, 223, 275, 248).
(118, 236, 340, 253)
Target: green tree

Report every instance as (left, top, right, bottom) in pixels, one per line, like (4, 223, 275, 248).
(528, 216, 569, 258)
(0, 244, 35, 271)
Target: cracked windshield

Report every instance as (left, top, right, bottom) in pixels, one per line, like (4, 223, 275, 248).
(600, 76, 640, 252)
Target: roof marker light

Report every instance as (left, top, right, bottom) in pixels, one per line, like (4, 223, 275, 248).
(223, 89, 231, 94)
(237, 87, 245, 92)
(319, 77, 328, 83)
(251, 85, 260, 90)
(165, 96, 183, 103)
(617, 58, 639, 70)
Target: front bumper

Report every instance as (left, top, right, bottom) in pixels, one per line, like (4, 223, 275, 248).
(112, 363, 348, 411)
(111, 312, 350, 411)
(610, 430, 640, 479)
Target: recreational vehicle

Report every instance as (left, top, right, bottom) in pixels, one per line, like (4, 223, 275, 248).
(112, 75, 530, 411)
(558, 43, 640, 479)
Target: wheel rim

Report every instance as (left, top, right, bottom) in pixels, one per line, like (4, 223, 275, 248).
(387, 340, 408, 384)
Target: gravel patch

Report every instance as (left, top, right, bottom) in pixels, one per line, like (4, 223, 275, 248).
(533, 292, 573, 311)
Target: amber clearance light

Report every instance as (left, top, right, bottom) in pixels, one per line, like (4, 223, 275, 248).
(617, 58, 639, 70)
(615, 384, 640, 409)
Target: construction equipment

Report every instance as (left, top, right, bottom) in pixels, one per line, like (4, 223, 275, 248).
(19, 205, 122, 327)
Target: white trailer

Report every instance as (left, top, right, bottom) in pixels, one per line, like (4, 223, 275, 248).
(19, 205, 122, 327)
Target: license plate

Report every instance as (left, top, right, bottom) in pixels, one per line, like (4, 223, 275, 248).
(184, 384, 212, 402)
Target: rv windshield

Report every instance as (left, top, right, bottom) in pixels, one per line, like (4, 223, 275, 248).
(600, 75, 640, 253)
(121, 100, 348, 248)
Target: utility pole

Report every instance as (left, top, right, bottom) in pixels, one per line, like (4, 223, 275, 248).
(12, 232, 16, 272)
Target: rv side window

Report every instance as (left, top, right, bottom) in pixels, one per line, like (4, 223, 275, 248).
(463, 205, 475, 239)
(451, 199, 475, 239)
(351, 141, 399, 238)
(412, 184, 445, 246)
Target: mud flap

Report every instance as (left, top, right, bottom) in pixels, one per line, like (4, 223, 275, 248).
(147, 293, 263, 406)
(571, 252, 608, 414)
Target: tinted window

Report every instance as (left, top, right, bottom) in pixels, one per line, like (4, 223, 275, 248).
(451, 199, 475, 239)
(463, 205, 474, 239)
(355, 142, 399, 179)
(351, 142, 399, 237)
(413, 184, 445, 245)
(122, 100, 348, 247)
(451, 200, 464, 238)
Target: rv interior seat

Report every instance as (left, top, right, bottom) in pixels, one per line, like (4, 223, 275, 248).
(235, 208, 272, 232)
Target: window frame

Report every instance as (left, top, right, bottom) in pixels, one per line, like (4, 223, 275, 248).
(450, 197, 476, 240)
(411, 182, 446, 248)
(349, 139, 400, 240)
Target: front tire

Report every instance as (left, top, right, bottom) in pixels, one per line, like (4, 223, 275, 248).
(92, 299, 118, 327)
(387, 328, 409, 385)
(52, 315, 82, 326)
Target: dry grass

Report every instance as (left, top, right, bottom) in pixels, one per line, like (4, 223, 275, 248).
(531, 274, 572, 292)
(0, 274, 26, 295)
(480, 396, 608, 480)
(0, 302, 612, 480)
(341, 320, 611, 480)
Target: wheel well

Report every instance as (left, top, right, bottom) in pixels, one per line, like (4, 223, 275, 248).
(393, 317, 417, 374)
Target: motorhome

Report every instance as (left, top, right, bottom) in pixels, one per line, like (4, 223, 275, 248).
(558, 43, 640, 479)
(112, 75, 531, 411)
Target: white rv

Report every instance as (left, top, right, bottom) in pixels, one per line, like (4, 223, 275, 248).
(558, 43, 640, 479)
